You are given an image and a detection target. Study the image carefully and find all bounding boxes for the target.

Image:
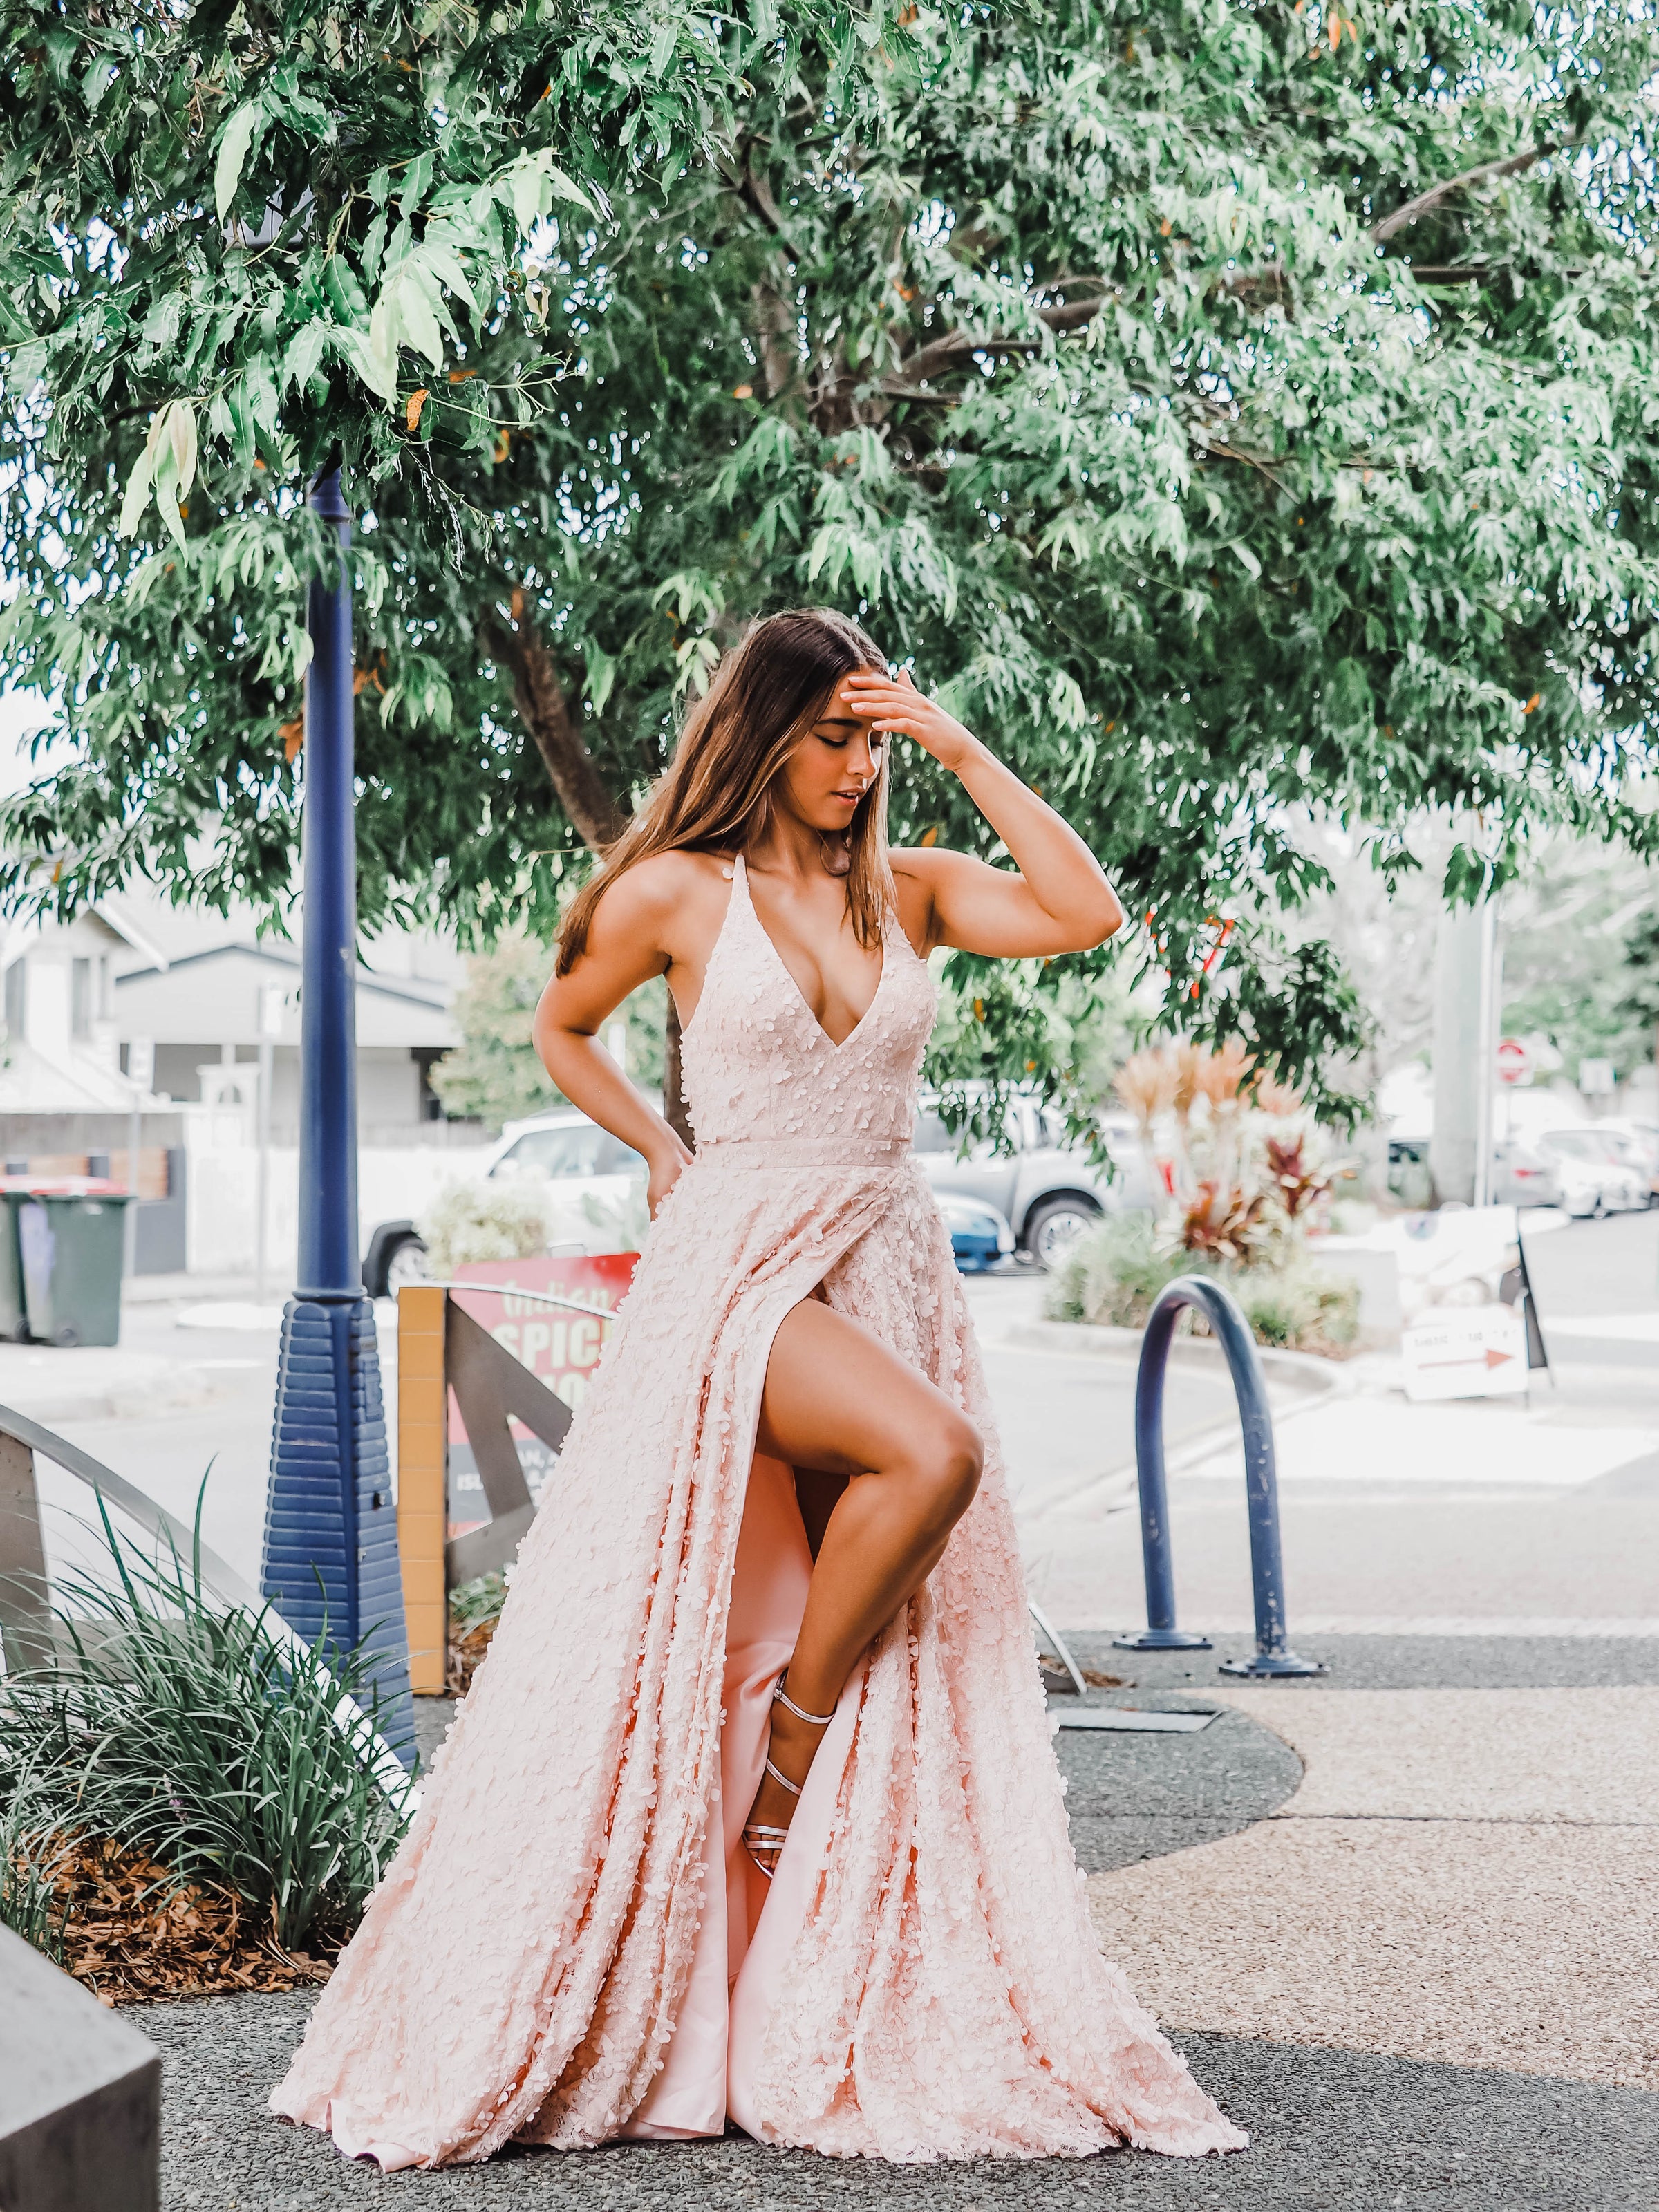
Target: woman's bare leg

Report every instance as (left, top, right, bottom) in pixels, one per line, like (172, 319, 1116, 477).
(744, 1299, 983, 1862)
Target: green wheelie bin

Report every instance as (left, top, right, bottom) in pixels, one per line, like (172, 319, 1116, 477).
(11, 1188, 135, 1347)
(0, 1190, 26, 1341)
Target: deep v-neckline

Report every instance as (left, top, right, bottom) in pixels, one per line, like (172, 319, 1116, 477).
(736, 854, 888, 1053)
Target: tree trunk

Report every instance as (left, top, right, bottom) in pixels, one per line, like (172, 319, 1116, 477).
(490, 606, 693, 1142)
(486, 610, 627, 851)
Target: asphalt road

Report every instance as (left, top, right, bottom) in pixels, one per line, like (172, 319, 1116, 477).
(141, 1992, 1659, 2212)
(1022, 1210, 1659, 1638)
(138, 1631, 1659, 2212)
(23, 1211, 1659, 1643)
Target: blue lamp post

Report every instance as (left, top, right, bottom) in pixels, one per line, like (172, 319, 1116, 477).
(259, 468, 415, 1765)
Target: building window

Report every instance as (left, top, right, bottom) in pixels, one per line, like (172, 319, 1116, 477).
(71, 957, 92, 1040)
(3, 959, 25, 1040)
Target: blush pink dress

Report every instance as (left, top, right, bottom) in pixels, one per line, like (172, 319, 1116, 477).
(270, 857, 1246, 2167)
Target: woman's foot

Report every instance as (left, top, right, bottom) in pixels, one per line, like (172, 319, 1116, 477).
(742, 1674, 836, 1879)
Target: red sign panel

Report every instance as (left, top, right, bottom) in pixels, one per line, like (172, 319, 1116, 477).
(445, 1253, 639, 1536)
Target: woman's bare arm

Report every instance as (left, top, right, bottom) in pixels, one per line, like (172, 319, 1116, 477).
(531, 859, 705, 1212)
(843, 669, 1123, 957)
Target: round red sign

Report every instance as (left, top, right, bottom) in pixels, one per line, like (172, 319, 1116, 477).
(1496, 1037, 1530, 1087)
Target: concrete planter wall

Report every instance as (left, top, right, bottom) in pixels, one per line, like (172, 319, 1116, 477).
(0, 1925, 159, 2212)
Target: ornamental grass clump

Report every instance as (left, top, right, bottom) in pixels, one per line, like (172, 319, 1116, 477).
(0, 1493, 414, 1956)
(0, 1762, 71, 1964)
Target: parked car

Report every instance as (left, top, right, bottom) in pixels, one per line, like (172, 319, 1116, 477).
(1530, 1127, 1648, 1218)
(1490, 1137, 1564, 1210)
(936, 1193, 1016, 1273)
(1596, 1118, 1659, 1205)
(912, 1095, 1145, 1269)
(365, 1091, 1121, 1293)
(363, 1110, 648, 1295)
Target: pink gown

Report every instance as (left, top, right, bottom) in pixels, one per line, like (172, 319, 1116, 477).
(270, 857, 1246, 2166)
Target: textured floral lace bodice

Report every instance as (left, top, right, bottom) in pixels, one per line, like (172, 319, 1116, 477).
(680, 855, 937, 1157)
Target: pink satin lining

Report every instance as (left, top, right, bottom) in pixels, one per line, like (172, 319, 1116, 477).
(620, 1450, 818, 2139)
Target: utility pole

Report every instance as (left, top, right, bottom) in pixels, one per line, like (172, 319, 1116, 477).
(258, 469, 414, 1763)
(122, 1035, 153, 1280)
(1431, 899, 1501, 1209)
(254, 982, 284, 1303)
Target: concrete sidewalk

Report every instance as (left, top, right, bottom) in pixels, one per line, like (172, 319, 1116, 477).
(1087, 1674, 1658, 2097)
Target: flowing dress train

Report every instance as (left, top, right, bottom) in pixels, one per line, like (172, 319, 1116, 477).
(270, 856, 1246, 2166)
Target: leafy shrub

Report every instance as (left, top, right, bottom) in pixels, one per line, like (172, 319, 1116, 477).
(1046, 1212, 1359, 1356)
(0, 1497, 413, 1952)
(420, 1176, 553, 1276)
(448, 1573, 507, 1638)
(579, 1180, 651, 1256)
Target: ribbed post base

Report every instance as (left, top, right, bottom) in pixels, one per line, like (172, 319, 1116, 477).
(261, 1295, 415, 1765)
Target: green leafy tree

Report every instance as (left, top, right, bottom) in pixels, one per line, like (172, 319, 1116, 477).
(1496, 840, 1658, 1085)
(5, 0, 1658, 1137)
(431, 933, 666, 1127)
(1616, 906, 1659, 1085)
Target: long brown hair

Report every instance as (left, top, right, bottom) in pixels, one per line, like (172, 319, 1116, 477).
(556, 608, 894, 975)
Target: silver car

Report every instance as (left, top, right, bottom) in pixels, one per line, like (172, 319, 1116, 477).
(912, 1096, 1146, 1268)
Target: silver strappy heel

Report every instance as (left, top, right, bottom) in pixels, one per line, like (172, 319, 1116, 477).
(742, 1671, 838, 1880)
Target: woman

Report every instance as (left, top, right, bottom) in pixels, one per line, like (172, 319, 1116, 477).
(272, 609, 1245, 2166)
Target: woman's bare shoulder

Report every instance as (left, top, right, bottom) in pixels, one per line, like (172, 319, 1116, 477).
(890, 847, 962, 883)
(588, 848, 733, 949)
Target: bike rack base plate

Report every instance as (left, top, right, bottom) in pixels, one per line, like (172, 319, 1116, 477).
(1112, 1629, 1215, 1651)
(1219, 1651, 1329, 1678)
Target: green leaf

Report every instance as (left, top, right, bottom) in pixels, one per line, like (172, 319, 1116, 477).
(283, 323, 328, 395)
(399, 151, 435, 221)
(116, 445, 156, 539)
(584, 641, 618, 715)
(214, 101, 265, 223)
(332, 325, 398, 409)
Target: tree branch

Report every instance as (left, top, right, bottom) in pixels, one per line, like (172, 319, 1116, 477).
(738, 162, 796, 256)
(482, 610, 627, 852)
(886, 294, 1107, 391)
(1404, 264, 1498, 283)
(1371, 143, 1563, 244)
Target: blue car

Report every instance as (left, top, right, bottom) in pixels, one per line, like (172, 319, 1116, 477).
(936, 1193, 1015, 1273)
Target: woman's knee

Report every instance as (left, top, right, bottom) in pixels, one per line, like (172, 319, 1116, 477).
(908, 1409, 983, 1526)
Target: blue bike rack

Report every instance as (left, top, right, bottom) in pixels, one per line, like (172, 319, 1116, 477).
(1114, 1274, 1325, 1678)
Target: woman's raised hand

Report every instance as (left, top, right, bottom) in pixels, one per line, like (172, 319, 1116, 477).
(843, 667, 980, 775)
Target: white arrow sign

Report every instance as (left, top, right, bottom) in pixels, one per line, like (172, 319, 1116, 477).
(1402, 1304, 1528, 1403)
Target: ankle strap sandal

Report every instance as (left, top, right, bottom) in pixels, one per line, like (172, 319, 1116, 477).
(772, 1672, 836, 1728)
(742, 1672, 839, 1880)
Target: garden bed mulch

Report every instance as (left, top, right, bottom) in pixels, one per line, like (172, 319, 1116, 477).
(40, 1836, 337, 2005)
(447, 1617, 498, 1696)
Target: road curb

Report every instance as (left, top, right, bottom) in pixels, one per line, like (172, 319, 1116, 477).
(1002, 1318, 1348, 1404)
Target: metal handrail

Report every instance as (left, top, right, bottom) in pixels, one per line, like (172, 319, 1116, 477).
(1114, 1275, 1325, 1679)
(0, 1400, 412, 1799)
(0, 1400, 259, 1610)
(413, 1280, 618, 1321)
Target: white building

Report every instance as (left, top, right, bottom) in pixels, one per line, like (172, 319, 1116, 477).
(0, 892, 482, 1276)
(104, 900, 462, 1143)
